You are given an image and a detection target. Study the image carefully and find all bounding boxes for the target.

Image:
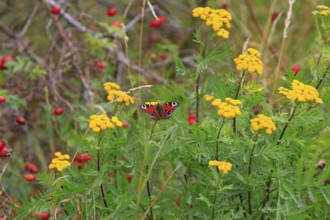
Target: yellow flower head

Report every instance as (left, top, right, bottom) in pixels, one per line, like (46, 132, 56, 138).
(313, 5, 330, 16)
(205, 96, 241, 118)
(204, 95, 214, 101)
(250, 114, 276, 134)
(192, 7, 232, 39)
(278, 80, 323, 104)
(209, 160, 232, 174)
(49, 152, 71, 172)
(234, 48, 263, 75)
(89, 114, 124, 132)
(103, 82, 134, 106)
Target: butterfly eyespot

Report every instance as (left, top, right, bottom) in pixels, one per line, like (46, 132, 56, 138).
(151, 112, 155, 116)
(166, 110, 172, 116)
(171, 102, 179, 106)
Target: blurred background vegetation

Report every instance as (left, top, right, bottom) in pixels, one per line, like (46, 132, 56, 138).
(0, 0, 330, 216)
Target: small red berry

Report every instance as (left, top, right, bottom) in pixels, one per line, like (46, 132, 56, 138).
(25, 163, 39, 173)
(271, 11, 280, 22)
(112, 21, 122, 28)
(221, 3, 229, 10)
(53, 107, 64, 116)
(0, 151, 6, 157)
(150, 19, 161, 28)
(77, 164, 84, 170)
(0, 140, 6, 151)
(0, 96, 6, 103)
(25, 173, 36, 182)
(12, 210, 20, 215)
(95, 61, 106, 69)
(159, 54, 168, 61)
(126, 173, 133, 182)
(78, 155, 92, 163)
(188, 112, 196, 125)
(16, 116, 26, 125)
(34, 212, 51, 220)
(51, 6, 61, 15)
(292, 64, 301, 76)
(107, 8, 117, 16)
(73, 156, 80, 164)
(122, 122, 129, 128)
(0, 56, 14, 70)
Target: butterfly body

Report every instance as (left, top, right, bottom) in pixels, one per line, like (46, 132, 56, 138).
(140, 102, 179, 120)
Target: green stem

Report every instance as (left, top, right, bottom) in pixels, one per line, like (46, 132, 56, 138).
(215, 119, 225, 160)
(233, 71, 246, 133)
(247, 134, 258, 215)
(96, 132, 108, 208)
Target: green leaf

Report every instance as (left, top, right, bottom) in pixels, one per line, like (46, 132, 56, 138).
(320, 188, 330, 205)
(197, 193, 212, 207)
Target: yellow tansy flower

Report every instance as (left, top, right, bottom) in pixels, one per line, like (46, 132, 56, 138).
(206, 96, 241, 118)
(89, 114, 124, 132)
(278, 80, 323, 104)
(313, 5, 330, 16)
(49, 152, 71, 172)
(209, 160, 232, 174)
(250, 114, 276, 134)
(192, 7, 232, 39)
(204, 95, 214, 101)
(103, 82, 134, 106)
(234, 48, 263, 75)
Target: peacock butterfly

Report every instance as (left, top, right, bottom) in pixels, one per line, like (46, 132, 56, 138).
(140, 102, 179, 120)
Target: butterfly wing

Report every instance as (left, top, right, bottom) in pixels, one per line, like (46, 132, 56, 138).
(140, 104, 162, 120)
(160, 102, 179, 120)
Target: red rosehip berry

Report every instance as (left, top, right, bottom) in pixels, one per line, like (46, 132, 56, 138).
(25, 163, 39, 173)
(12, 210, 20, 215)
(159, 54, 168, 61)
(126, 173, 133, 182)
(122, 122, 129, 128)
(271, 11, 280, 22)
(53, 107, 64, 116)
(292, 64, 301, 76)
(73, 156, 80, 164)
(112, 21, 122, 28)
(77, 164, 84, 170)
(25, 173, 36, 182)
(107, 8, 117, 16)
(0, 151, 7, 157)
(95, 61, 106, 69)
(51, 6, 61, 15)
(0, 56, 14, 70)
(158, 16, 167, 24)
(0, 140, 6, 151)
(0, 96, 6, 103)
(34, 212, 51, 220)
(188, 112, 196, 125)
(150, 19, 161, 28)
(16, 116, 26, 125)
(78, 155, 92, 163)
(221, 3, 229, 10)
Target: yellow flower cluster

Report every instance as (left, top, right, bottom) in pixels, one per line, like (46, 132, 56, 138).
(312, 5, 330, 16)
(49, 152, 71, 172)
(250, 114, 276, 134)
(205, 95, 242, 118)
(209, 160, 232, 174)
(234, 48, 263, 75)
(89, 114, 123, 132)
(192, 7, 232, 39)
(103, 82, 134, 106)
(278, 80, 323, 104)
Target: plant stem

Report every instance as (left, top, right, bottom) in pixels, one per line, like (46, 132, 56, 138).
(146, 164, 153, 219)
(247, 135, 258, 215)
(211, 191, 218, 219)
(138, 121, 157, 217)
(233, 71, 246, 133)
(215, 119, 225, 160)
(96, 132, 108, 208)
(262, 105, 298, 213)
(196, 75, 200, 123)
(316, 63, 330, 90)
(277, 105, 298, 145)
